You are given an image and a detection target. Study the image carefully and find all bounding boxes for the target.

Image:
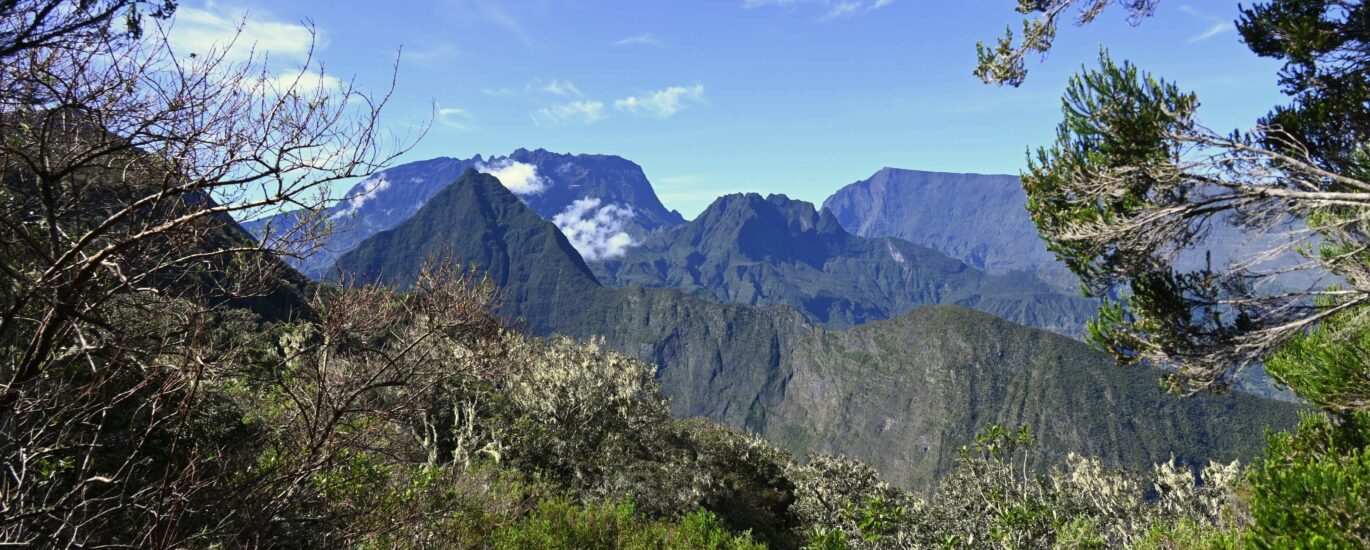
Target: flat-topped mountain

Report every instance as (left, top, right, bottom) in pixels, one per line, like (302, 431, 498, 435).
(822, 168, 1080, 291)
(594, 192, 1098, 334)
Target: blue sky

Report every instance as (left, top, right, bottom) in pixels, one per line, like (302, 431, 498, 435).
(169, 0, 1286, 218)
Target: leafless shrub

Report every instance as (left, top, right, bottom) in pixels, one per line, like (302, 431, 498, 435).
(0, 6, 425, 545)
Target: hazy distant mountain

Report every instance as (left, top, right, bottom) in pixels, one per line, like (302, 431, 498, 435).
(333, 169, 1299, 489)
(595, 192, 1098, 335)
(247, 149, 684, 277)
(824, 167, 1324, 294)
(822, 168, 1081, 291)
(824, 167, 1321, 400)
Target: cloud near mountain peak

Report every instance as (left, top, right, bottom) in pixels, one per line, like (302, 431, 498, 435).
(552, 198, 636, 260)
(477, 159, 550, 195)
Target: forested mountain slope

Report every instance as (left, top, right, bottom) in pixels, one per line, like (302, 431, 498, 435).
(334, 170, 1300, 489)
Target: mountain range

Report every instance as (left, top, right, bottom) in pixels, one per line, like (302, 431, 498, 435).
(246, 148, 683, 277)
(332, 169, 1300, 490)
(288, 151, 1093, 336)
(594, 191, 1098, 334)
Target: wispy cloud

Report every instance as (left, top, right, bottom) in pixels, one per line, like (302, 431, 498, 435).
(820, 1, 862, 21)
(167, 5, 317, 61)
(437, 105, 476, 131)
(1179, 5, 1235, 43)
(1189, 22, 1234, 43)
(263, 71, 342, 92)
(615, 84, 706, 118)
(405, 43, 459, 63)
(469, 0, 532, 45)
(744, 0, 893, 21)
(538, 79, 584, 98)
(531, 100, 606, 126)
(613, 32, 661, 47)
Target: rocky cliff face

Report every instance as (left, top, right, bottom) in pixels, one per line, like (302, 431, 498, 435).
(822, 168, 1080, 291)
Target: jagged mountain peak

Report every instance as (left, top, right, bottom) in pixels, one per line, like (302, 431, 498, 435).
(249, 149, 685, 276)
(332, 168, 604, 333)
(596, 184, 1097, 333)
(693, 192, 842, 238)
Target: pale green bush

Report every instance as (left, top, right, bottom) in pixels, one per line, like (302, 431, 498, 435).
(793, 425, 1247, 549)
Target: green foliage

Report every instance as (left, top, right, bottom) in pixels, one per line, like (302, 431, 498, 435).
(1023, 50, 1197, 290)
(788, 453, 911, 546)
(492, 501, 764, 550)
(1267, 302, 1370, 412)
(1131, 518, 1240, 550)
(976, 1, 1160, 86)
(1000, 3, 1370, 541)
(679, 419, 803, 548)
(503, 336, 674, 489)
(1246, 412, 1370, 548)
(790, 424, 1249, 549)
(1014, 1, 1370, 404)
(1238, 1, 1370, 175)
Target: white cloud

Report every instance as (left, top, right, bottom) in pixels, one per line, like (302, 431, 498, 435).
(821, 1, 862, 20)
(614, 84, 706, 118)
(167, 6, 316, 61)
(613, 33, 661, 47)
(552, 198, 636, 260)
(477, 159, 550, 195)
(1179, 5, 1236, 43)
(1189, 22, 1234, 43)
(437, 105, 476, 131)
(252, 71, 342, 94)
(539, 79, 584, 98)
(531, 100, 606, 126)
(332, 175, 390, 219)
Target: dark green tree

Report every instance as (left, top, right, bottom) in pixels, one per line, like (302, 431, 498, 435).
(986, 2, 1370, 541)
(989, 1, 1370, 412)
(976, 0, 1160, 86)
